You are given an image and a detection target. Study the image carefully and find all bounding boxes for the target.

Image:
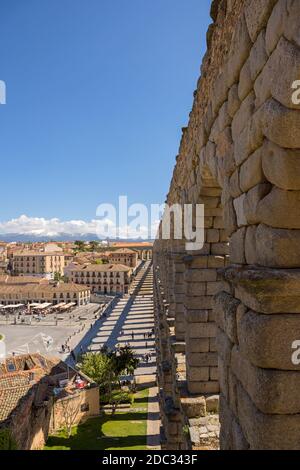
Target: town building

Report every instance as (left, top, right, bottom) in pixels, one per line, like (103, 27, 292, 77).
(0, 275, 49, 286)
(70, 263, 132, 295)
(0, 282, 90, 306)
(12, 251, 65, 278)
(108, 248, 138, 268)
(0, 353, 99, 450)
(110, 241, 153, 260)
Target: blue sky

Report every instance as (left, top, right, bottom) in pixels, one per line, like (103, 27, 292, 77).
(0, 0, 211, 235)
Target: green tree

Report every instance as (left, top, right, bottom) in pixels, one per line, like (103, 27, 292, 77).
(89, 240, 100, 252)
(53, 271, 62, 282)
(112, 346, 139, 376)
(0, 429, 18, 450)
(79, 352, 117, 400)
(74, 240, 85, 252)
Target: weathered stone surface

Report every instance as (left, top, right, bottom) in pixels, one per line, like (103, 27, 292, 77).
(187, 321, 216, 338)
(210, 366, 219, 381)
(207, 281, 228, 296)
(238, 59, 252, 101)
(223, 198, 237, 237)
(256, 224, 300, 268)
(229, 169, 241, 198)
(218, 101, 231, 133)
(249, 30, 268, 81)
(233, 194, 247, 226)
(234, 112, 263, 165)
(211, 70, 230, 116)
(185, 282, 206, 296)
(226, 15, 252, 88)
(239, 146, 264, 192)
(185, 269, 217, 283)
(266, 0, 300, 54)
(218, 357, 228, 400)
(184, 309, 208, 322)
(223, 265, 300, 314)
(245, 0, 278, 42)
(231, 346, 300, 414)
(215, 126, 235, 178)
(189, 352, 218, 367)
(186, 338, 210, 353)
(238, 309, 300, 370)
(232, 91, 255, 141)
(229, 227, 246, 264)
(255, 37, 300, 109)
(208, 255, 225, 268)
(181, 396, 206, 418)
(262, 140, 300, 190)
(227, 84, 240, 118)
(257, 186, 300, 229)
(236, 382, 300, 449)
(284, 0, 300, 47)
(244, 183, 271, 225)
(260, 99, 300, 149)
(265, 0, 286, 54)
(214, 291, 239, 343)
(245, 225, 258, 265)
(206, 229, 220, 243)
(188, 381, 219, 395)
(187, 366, 210, 381)
(206, 395, 219, 413)
(216, 327, 234, 365)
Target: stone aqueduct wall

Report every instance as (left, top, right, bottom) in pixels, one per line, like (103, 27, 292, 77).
(153, 0, 300, 450)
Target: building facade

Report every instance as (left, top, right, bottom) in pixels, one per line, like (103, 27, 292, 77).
(12, 251, 65, 278)
(108, 248, 138, 268)
(0, 282, 90, 306)
(70, 263, 131, 294)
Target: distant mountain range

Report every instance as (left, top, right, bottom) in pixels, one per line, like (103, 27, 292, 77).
(0, 233, 153, 243)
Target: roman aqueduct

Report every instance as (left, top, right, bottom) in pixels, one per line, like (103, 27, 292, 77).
(153, 0, 300, 450)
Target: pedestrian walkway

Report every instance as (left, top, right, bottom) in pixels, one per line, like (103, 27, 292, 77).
(147, 386, 161, 450)
(85, 261, 160, 449)
(88, 261, 156, 377)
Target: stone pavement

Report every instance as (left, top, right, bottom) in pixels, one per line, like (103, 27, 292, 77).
(88, 261, 157, 377)
(146, 386, 161, 450)
(87, 261, 161, 449)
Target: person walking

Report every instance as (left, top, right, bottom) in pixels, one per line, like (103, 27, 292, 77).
(131, 331, 134, 340)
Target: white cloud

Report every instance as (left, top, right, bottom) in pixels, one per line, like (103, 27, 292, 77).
(0, 214, 159, 239)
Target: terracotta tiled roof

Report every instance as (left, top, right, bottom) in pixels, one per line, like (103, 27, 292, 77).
(111, 242, 153, 248)
(110, 248, 137, 254)
(0, 353, 62, 422)
(71, 263, 131, 273)
(0, 353, 95, 423)
(0, 282, 89, 295)
(13, 251, 64, 257)
(0, 275, 48, 285)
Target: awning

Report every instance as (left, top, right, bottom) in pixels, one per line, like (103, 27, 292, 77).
(32, 303, 52, 311)
(2, 304, 25, 309)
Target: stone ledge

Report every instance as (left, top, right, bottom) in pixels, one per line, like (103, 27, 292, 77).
(221, 265, 300, 313)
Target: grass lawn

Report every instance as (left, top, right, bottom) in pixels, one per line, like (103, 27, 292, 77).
(45, 388, 149, 451)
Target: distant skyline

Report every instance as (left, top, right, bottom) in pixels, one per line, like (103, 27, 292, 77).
(0, 0, 211, 237)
